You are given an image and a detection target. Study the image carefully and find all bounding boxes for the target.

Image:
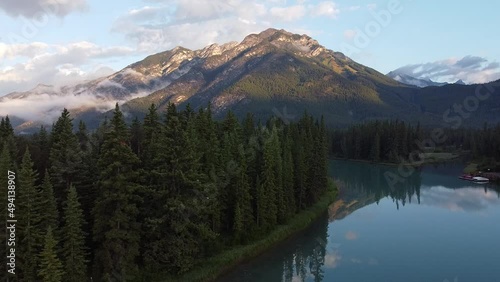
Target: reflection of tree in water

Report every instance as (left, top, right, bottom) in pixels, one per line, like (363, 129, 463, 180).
(219, 212, 329, 282)
(281, 213, 329, 282)
(331, 161, 422, 210)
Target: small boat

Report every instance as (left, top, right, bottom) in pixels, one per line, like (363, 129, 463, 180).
(459, 174, 474, 181)
(472, 176, 489, 184)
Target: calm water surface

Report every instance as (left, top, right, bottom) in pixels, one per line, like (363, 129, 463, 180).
(219, 160, 500, 282)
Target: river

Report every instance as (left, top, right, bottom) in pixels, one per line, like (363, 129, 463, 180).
(218, 160, 500, 282)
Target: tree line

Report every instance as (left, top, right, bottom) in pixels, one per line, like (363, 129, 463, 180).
(0, 103, 329, 281)
(331, 120, 500, 170)
(330, 120, 424, 162)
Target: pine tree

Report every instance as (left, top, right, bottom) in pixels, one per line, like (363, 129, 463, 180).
(260, 129, 279, 231)
(141, 104, 162, 169)
(32, 125, 50, 176)
(0, 116, 17, 161)
(92, 104, 142, 280)
(76, 120, 90, 152)
(18, 149, 39, 280)
(232, 145, 254, 243)
(130, 116, 143, 157)
(33, 170, 59, 250)
(282, 129, 296, 219)
(62, 185, 88, 282)
(49, 109, 82, 208)
(38, 227, 64, 282)
(143, 103, 215, 274)
(370, 133, 381, 162)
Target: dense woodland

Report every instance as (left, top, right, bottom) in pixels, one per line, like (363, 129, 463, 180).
(331, 120, 500, 169)
(0, 103, 329, 281)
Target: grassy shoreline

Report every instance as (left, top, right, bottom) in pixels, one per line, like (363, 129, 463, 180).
(143, 179, 337, 282)
(331, 152, 462, 167)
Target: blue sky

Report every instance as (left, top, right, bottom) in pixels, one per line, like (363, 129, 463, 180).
(1, 0, 499, 96)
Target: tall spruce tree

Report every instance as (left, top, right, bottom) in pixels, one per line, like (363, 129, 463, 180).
(260, 129, 279, 231)
(143, 103, 215, 274)
(33, 170, 59, 251)
(18, 149, 39, 281)
(62, 185, 88, 282)
(49, 109, 82, 209)
(38, 227, 64, 282)
(282, 129, 296, 219)
(92, 104, 142, 281)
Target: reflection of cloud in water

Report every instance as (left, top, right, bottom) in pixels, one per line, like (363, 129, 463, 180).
(291, 273, 315, 282)
(345, 231, 359, 240)
(324, 252, 342, 269)
(419, 186, 500, 212)
(351, 258, 362, 264)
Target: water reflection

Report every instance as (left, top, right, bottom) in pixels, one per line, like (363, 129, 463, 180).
(222, 213, 330, 282)
(329, 160, 500, 217)
(220, 160, 500, 282)
(419, 185, 500, 212)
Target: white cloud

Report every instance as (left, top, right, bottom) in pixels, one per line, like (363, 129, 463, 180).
(112, 1, 272, 53)
(0, 0, 88, 18)
(270, 5, 307, 21)
(324, 252, 342, 269)
(392, 55, 500, 84)
(367, 3, 377, 10)
(111, 1, 340, 53)
(0, 42, 132, 95)
(0, 42, 50, 59)
(0, 92, 116, 123)
(343, 29, 357, 40)
(345, 230, 359, 240)
(309, 1, 340, 18)
(346, 5, 361, 11)
(419, 185, 500, 212)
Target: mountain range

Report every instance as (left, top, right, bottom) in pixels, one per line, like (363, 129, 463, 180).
(1, 28, 500, 132)
(386, 71, 467, 88)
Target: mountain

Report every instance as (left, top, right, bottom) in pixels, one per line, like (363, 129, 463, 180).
(386, 70, 470, 88)
(120, 28, 421, 126)
(386, 71, 448, 88)
(1, 28, 499, 132)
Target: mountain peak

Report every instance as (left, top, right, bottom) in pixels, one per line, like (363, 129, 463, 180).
(387, 70, 447, 88)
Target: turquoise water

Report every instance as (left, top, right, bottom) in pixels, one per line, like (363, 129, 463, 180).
(219, 160, 500, 282)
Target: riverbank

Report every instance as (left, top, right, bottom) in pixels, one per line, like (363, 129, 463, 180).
(331, 152, 461, 167)
(145, 179, 337, 282)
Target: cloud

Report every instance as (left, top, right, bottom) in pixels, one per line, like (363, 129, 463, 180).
(419, 186, 500, 212)
(270, 5, 307, 21)
(309, 1, 340, 18)
(0, 0, 88, 18)
(112, 1, 338, 53)
(0, 92, 116, 123)
(324, 252, 342, 269)
(112, 1, 270, 53)
(0, 42, 132, 95)
(345, 231, 359, 240)
(343, 29, 357, 40)
(392, 55, 500, 84)
(351, 258, 363, 264)
(0, 42, 50, 59)
(346, 5, 361, 11)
